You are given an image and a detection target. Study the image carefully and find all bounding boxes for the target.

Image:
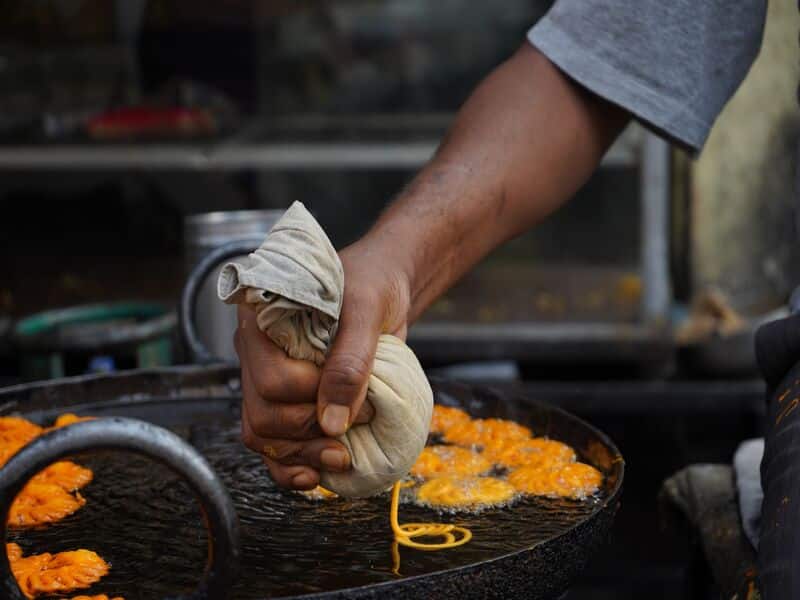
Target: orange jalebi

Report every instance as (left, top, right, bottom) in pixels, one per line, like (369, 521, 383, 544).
(0, 438, 30, 469)
(443, 418, 532, 448)
(71, 595, 125, 600)
(7, 482, 86, 528)
(49, 414, 95, 430)
(508, 462, 603, 499)
(483, 437, 576, 469)
(416, 476, 517, 510)
(0, 417, 43, 445)
(0, 416, 95, 527)
(429, 405, 472, 435)
(7, 543, 110, 599)
(7, 542, 23, 562)
(410, 445, 492, 479)
(32, 461, 93, 492)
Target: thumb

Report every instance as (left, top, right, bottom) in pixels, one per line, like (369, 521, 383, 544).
(317, 296, 382, 437)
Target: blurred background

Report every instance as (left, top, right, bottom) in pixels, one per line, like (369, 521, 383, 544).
(0, 1, 797, 598)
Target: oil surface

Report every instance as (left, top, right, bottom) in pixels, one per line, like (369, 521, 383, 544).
(10, 421, 604, 600)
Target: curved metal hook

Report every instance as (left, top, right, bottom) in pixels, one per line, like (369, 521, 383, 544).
(180, 239, 263, 364)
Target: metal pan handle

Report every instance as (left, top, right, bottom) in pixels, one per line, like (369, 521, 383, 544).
(0, 418, 241, 600)
(180, 238, 264, 365)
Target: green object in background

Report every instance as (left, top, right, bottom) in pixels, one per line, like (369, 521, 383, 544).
(14, 302, 176, 381)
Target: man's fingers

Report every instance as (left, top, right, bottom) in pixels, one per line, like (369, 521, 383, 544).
(241, 404, 351, 472)
(263, 456, 319, 491)
(242, 382, 373, 441)
(260, 438, 351, 471)
(317, 294, 382, 437)
(237, 305, 321, 404)
(244, 398, 322, 440)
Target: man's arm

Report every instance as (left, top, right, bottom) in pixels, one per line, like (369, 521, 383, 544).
(236, 42, 630, 490)
(361, 43, 629, 322)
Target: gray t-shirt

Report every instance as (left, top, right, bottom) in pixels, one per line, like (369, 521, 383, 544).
(529, 1, 767, 152)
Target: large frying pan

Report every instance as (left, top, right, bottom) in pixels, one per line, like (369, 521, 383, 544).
(0, 366, 622, 600)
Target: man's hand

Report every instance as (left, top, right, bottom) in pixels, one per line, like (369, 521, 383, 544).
(236, 42, 627, 491)
(235, 242, 411, 490)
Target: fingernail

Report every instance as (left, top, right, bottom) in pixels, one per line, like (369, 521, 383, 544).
(321, 404, 350, 436)
(320, 448, 350, 471)
(292, 472, 315, 489)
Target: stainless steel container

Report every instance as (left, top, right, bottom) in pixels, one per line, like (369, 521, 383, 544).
(184, 210, 282, 362)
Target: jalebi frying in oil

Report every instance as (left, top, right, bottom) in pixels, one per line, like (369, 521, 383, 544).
(410, 445, 492, 479)
(32, 461, 93, 492)
(7, 482, 87, 527)
(508, 462, 603, 499)
(7, 543, 111, 599)
(429, 405, 472, 435)
(49, 414, 96, 430)
(482, 437, 576, 469)
(442, 417, 532, 449)
(0, 417, 43, 445)
(416, 476, 517, 510)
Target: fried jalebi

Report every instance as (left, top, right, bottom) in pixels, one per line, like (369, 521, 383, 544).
(8, 482, 86, 527)
(0, 415, 94, 526)
(7, 542, 23, 562)
(50, 414, 96, 430)
(0, 417, 43, 446)
(32, 461, 93, 492)
(0, 437, 31, 468)
(508, 462, 603, 499)
(429, 405, 472, 435)
(483, 437, 576, 469)
(0, 417, 42, 468)
(416, 476, 517, 510)
(10, 546, 110, 599)
(410, 445, 491, 479)
(7, 544, 119, 600)
(442, 418, 531, 449)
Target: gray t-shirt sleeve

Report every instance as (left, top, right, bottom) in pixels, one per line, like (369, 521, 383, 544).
(528, 1, 767, 152)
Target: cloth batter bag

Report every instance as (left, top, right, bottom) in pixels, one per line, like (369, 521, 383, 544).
(217, 201, 433, 498)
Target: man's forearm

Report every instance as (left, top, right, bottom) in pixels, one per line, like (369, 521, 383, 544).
(359, 43, 630, 323)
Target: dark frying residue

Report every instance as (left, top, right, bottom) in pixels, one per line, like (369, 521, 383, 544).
(9, 422, 603, 600)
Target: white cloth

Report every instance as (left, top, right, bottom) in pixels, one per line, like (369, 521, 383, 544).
(218, 201, 433, 497)
(733, 438, 764, 549)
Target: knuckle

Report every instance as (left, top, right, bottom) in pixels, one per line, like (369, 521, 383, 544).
(267, 440, 302, 462)
(253, 370, 283, 401)
(322, 353, 370, 395)
(250, 406, 277, 438)
(289, 405, 318, 436)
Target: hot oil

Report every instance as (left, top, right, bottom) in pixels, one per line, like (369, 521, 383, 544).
(8, 421, 603, 600)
